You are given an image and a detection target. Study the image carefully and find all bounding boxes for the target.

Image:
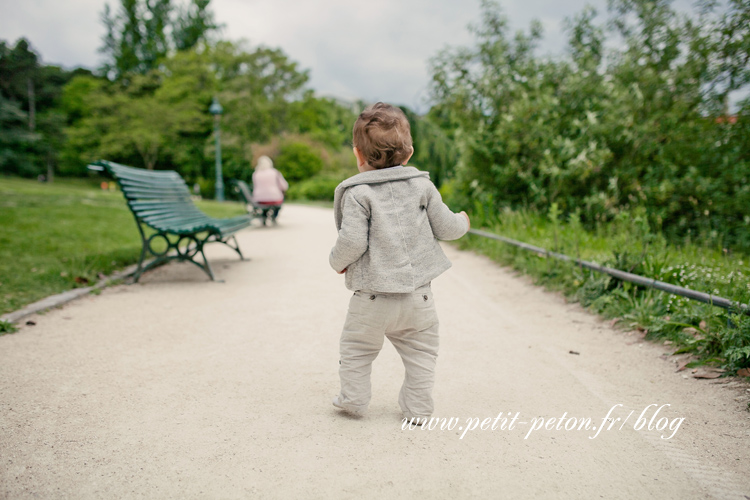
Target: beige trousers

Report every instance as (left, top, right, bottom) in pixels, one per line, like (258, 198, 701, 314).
(337, 284, 439, 420)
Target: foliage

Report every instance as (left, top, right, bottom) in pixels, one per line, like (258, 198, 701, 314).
(274, 140, 324, 183)
(62, 58, 212, 172)
(57, 0, 340, 193)
(0, 38, 84, 179)
(0, 320, 17, 335)
(99, 0, 220, 79)
(0, 176, 245, 316)
(212, 40, 309, 169)
(429, 0, 750, 252)
(61, 40, 320, 191)
(286, 174, 345, 201)
(286, 92, 358, 149)
(0, 94, 38, 175)
(401, 107, 457, 188)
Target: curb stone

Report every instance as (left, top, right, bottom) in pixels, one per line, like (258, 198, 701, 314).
(0, 263, 140, 324)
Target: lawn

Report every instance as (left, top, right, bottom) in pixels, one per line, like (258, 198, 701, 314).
(0, 176, 246, 316)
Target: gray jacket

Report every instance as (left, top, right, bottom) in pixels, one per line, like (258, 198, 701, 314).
(329, 166, 469, 292)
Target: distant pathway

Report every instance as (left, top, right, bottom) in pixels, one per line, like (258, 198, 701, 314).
(1, 204, 748, 499)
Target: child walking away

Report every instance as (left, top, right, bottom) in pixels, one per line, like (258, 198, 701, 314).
(329, 102, 470, 424)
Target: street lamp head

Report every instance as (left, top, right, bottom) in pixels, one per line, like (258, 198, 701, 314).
(209, 97, 223, 116)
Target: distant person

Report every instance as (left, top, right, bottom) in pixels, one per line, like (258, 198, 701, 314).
(329, 102, 470, 425)
(252, 155, 288, 225)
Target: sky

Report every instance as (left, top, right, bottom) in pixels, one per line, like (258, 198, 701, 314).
(0, 0, 694, 111)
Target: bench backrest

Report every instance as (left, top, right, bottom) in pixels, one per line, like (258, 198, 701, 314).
(235, 180, 253, 204)
(90, 160, 203, 222)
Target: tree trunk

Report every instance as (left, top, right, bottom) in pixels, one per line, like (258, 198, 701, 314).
(136, 143, 159, 170)
(46, 152, 54, 183)
(27, 78, 35, 131)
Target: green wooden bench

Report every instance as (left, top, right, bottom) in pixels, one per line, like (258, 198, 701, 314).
(89, 160, 253, 282)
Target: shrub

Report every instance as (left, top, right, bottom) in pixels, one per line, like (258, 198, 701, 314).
(274, 141, 323, 183)
(286, 174, 343, 201)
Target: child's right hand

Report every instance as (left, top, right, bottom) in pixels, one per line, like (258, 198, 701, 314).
(461, 211, 470, 230)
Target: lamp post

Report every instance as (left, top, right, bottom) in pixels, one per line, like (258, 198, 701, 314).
(209, 97, 225, 201)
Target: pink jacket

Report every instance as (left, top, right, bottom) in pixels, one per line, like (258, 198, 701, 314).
(252, 168, 289, 203)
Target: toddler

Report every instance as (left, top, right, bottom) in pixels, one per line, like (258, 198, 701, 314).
(329, 102, 470, 423)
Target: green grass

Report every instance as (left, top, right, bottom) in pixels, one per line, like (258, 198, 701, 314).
(458, 207, 750, 374)
(0, 176, 246, 316)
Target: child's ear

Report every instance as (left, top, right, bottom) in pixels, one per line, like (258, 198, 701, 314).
(403, 146, 414, 165)
(353, 147, 366, 167)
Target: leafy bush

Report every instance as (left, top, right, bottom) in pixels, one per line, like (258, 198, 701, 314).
(430, 0, 750, 252)
(194, 176, 214, 199)
(274, 141, 323, 183)
(286, 174, 343, 201)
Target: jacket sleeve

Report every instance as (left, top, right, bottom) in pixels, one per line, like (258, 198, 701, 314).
(426, 183, 469, 241)
(329, 189, 370, 272)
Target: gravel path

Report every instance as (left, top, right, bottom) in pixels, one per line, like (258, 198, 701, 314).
(1, 204, 748, 499)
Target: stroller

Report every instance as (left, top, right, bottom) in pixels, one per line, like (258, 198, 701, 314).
(234, 180, 283, 226)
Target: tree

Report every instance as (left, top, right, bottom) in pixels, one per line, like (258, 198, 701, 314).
(63, 67, 211, 171)
(173, 0, 221, 51)
(0, 95, 38, 175)
(99, 0, 220, 80)
(0, 38, 39, 131)
(0, 38, 80, 178)
(209, 41, 309, 175)
(428, 0, 750, 250)
(62, 40, 310, 182)
(286, 91, 357, 149)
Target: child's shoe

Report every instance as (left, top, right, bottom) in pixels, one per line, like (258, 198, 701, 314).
(402, 416, 429, 427)
(332, 396, 363, 416)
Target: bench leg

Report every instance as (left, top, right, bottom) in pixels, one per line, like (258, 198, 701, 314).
(214, 234, 245, 261)
(129, 223, 237, 283)
(133, 244, 148, 283)
(197, 244, 216, 281)
(132, 222, 154, 283)
(228, 235, 244, 260)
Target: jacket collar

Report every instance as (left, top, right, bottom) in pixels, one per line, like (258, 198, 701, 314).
(336, 166, 429, 190)
(333, 166, 430, 229)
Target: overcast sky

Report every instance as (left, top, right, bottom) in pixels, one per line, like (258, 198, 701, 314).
(0, 0, 694, 111)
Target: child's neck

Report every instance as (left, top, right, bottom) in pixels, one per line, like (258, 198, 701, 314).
(358, 163, 404, 173)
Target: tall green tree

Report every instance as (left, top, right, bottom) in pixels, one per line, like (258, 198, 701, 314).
(0, 38, 39, 131)
(0, 95, 38, 174)
(99, 0, 220, 80)
(0, 38, 80, 178)
(173, 0, 220, 51)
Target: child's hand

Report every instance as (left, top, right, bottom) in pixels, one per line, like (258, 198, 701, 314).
(461, 211, 471, 230)
(338, 268, 347, 274)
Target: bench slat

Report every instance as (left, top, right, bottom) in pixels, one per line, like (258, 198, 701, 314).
(119, 178, 190, 190)
(123, 191, 192, 200)
(105, 162, 182, 179)
(135, 207, 204, 217)
(129, 200, 195, 208)
(141, 214, 214, 225)
(121, 184, 190, 195)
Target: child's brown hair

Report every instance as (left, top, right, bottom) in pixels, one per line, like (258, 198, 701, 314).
(352, 102, 413, 169)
